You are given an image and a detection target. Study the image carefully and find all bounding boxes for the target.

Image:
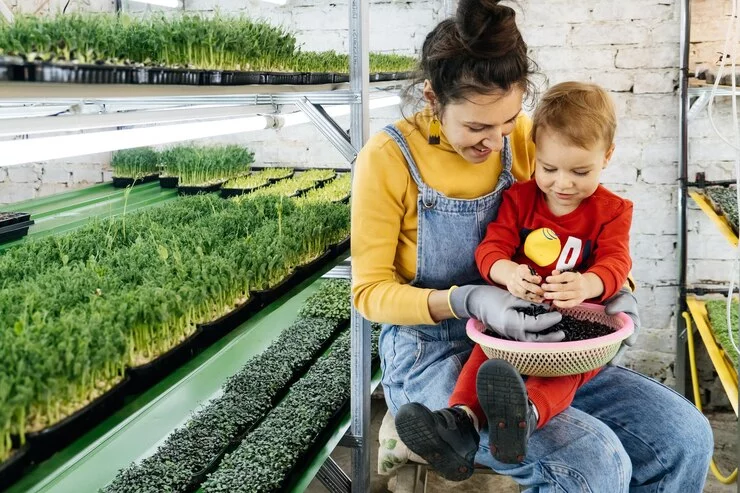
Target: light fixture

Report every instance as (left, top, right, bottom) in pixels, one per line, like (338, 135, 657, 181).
(130, 0, 179, 8)
(0, 116, 273, 167)
(260, 0, 287, 4)
(0, 96, 401, 167)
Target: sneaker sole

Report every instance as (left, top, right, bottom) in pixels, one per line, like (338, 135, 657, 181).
(477, 359, 529, 464)
(395, 403, 475, 481)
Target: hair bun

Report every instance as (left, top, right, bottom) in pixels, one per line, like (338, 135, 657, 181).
(455, 0, 522, 59)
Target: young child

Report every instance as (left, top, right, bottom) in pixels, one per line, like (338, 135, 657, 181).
(395, 81, 633, 480)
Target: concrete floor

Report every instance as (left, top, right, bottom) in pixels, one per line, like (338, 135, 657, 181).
(306, 399, 738, 493)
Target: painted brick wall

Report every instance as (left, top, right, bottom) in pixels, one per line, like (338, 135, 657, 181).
(3, 1, 736, 407)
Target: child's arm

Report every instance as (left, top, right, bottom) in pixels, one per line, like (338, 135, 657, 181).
(475, 186, 521, 281)
(475, 183, 545, 302)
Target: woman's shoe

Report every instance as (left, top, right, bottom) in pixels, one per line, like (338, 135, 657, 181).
(477, 358, 537, 463)
(395, 403, 479, 481)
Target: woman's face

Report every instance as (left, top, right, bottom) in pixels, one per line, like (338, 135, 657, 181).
(425, 82, 525, 164)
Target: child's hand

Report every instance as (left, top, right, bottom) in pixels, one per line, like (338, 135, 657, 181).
(542, 270, 601, 308)
(506, 264, 544, 302)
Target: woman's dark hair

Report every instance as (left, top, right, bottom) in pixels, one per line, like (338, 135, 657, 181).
(404, 0, 537, 114)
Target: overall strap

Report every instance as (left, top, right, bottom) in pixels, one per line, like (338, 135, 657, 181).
(382, 124, 427, 190)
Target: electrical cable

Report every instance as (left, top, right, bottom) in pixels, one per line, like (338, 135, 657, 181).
(682, 311, 738, 484)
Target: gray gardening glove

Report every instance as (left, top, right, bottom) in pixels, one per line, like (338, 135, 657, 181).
(605, 287, 640, 366)
(449, 285, 565, 342)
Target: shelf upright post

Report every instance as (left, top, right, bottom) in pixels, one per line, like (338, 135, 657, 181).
(348, 1, 372, 493)
(676, 0, 691, 398)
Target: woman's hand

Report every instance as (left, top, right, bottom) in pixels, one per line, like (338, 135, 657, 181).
(505, 264, 544, 303)
(542, 270, 604, 308)
(604, 288, 640, 365)
(449, 284, 564, 342)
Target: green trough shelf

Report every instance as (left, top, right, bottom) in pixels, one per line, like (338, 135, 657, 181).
(8, 256, 349, 493)
(2, 183, 366, 492)
(0, 182, 178, 251)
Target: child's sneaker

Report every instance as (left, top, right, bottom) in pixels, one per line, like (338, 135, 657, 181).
(395, 403, 480, 481)
(476, 358, 537, 464)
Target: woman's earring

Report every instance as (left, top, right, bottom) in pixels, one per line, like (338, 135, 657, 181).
(428, 115, 440, 145)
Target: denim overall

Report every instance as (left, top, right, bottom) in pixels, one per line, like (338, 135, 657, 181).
(376, 124, 713, 492)
(378, 123, 515, 416)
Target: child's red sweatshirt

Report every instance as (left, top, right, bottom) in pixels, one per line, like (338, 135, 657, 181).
(475, 179, 633, 301)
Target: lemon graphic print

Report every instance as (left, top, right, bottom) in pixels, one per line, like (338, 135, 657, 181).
(523, 228, 562, 267)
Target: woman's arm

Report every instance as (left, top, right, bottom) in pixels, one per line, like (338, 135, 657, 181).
(428, 289, 455, 322)
(351, 135, 439, 326)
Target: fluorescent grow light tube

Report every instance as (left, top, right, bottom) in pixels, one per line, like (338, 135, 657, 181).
(0, 96, 401, 167)
(0, 116, 272, 167)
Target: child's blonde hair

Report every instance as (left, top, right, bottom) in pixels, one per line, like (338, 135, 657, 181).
(531, 81, 616, 151)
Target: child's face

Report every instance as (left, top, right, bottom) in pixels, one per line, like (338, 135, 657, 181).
(534, 127, 614, 213)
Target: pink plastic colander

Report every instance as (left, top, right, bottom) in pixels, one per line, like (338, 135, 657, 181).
(466, 303, 634, 377)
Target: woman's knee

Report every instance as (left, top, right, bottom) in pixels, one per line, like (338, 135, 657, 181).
(671, 404, 714, 466)
(487, 410, 633, 492)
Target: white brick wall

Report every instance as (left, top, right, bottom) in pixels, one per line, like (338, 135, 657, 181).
(3, 1, 737, 404)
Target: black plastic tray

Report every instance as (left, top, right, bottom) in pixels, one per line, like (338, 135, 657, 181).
(250, 166, 349, 174)
(0, 220, 34, 244)
(197, 294, 263, 338)
(331, 236, 351, 255)
(219, 184, 269, 198)
(0, 444, 32, 491)
(24, 375, 132, 463)
(127, 327, 204, 391)
(267, 170, 296, 183)
(0, 59, 413, 86)
(159, 176, 179, 189)
(178, 182, 225, 196)
(0, 212, 30, 228)
(111, 174, 159, 188)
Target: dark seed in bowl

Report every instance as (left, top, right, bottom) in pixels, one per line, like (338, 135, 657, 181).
(484, 304, 615, 342)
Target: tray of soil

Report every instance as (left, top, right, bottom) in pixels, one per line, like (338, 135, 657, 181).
(305, 72, 333, 85)
(330, 236, 351, 255)
(220, 175, 271, 199)
(466, 302, 634, 377)
(0, 212, 31, 228)
(253, 244, 342, 304)
(705, 186, 739, 235)
(0, 219, 34, 244)
(370, 71, 414, 82)
(705, 298, 739, 369)
(178, 181, 226, 196)
(111, 174, 159, 188)
(189, 323, 347, 490)
(159, 176, 179, 188)
(126, 327, 205, 391)
(0, 444, 32, 491)
(263, 71, 308, 85)
(250, 166, 348, 174)
(279, 357, 382, 492)
(197, 294, 264, 337)
(24, 375, 132, 463)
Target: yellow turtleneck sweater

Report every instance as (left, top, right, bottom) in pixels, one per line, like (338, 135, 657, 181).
(351, 109, 537, 325)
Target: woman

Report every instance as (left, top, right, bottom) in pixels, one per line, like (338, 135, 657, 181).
(350, 0, 713, 491)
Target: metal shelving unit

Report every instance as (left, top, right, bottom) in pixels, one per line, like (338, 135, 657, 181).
(677, 0, 739, 415)
(0, 0, 379, 490)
